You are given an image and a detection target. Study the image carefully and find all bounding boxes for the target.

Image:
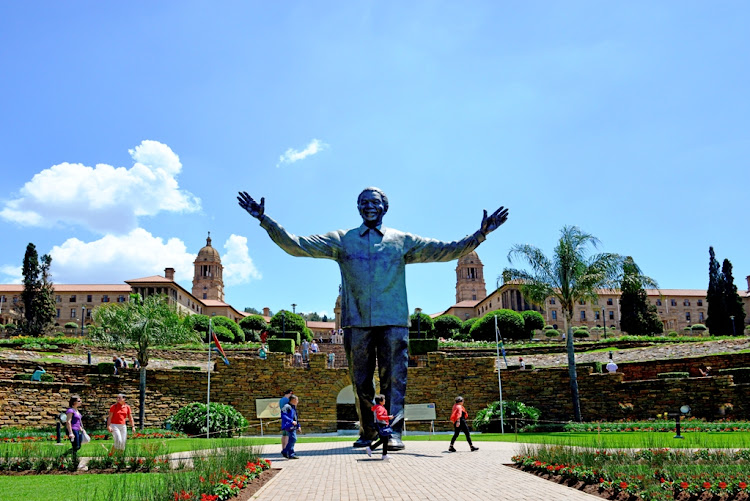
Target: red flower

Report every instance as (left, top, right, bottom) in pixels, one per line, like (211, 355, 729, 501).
(739, 482, 747, 490)
(599, 478, 605, 483)
(619, 481, 628, 489)
(703, 482, 711, 489)
(719, 482, 727, 489)
(660, 478, 665, 483)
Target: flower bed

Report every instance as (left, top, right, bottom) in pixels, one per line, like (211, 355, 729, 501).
(0, 429, 186, 443)
(524, 419, 750, 433)
(512, 446, 750, 501)
(172, 458, 272, 501)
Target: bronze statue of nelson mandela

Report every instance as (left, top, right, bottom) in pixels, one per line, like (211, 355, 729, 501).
(238, 187, 508, 450)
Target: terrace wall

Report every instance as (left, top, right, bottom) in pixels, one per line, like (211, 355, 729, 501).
(0, 351, 748, 432)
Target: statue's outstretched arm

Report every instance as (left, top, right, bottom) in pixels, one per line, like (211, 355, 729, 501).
(479, 206, 509, 236)
(237, 191, 265, 220)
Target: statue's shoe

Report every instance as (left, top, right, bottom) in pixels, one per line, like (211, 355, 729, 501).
(388, 433, 405, 450)
(353, 436, 375, 448)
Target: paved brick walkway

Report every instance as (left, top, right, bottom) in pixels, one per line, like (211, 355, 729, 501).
(254, 440, 600, 501)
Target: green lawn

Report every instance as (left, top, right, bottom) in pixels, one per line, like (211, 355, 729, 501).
(0, 472, 175, 501)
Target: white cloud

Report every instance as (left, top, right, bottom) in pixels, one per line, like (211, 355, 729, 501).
(222, 234, 261, 286)
(48, 229, 196, 284)
(276, 139, 329, 167)
(0, 265, 22, 284)
(0, 140, 201, 234)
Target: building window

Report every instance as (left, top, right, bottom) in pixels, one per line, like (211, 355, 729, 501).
(607, 298, 613, 305)
(56, 309, 60, 318)
(70, 308, 77, 319)
(580, 310, 586, 320)
(472, 294, 476, 300)
(697, 300, 703, 306)
(683, 299, 690, 306)
(70, 295, 77, 303)
(203, 293, 207, 299)
(551, 311, 557, 320)
(13, 296, 18, 304)
(671, 299, 677, 306)
(579, 300, 586, 305)
(549, 298, 556, 305)
(102, 295, 109, 303)
(685, 312, 691, 321)
(87, 309, 92, 319)
(56, 295, 61, 303)
(117, 295, 126, 303)
(656, 299, 662, 306)
(87, 295, 93, 302)
(699, 312, 704, 321)
(609, 311, 614, 320)
(595, 311, 601, 320)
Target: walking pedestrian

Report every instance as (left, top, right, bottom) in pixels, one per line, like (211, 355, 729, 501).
(279, 389, 293, 453)
(449, 396, 478, 452)
(65, 395, 86, 457)
(107, 393, 136, 451)
(281, 395, 301, 459)
(365, 395, 393, 460)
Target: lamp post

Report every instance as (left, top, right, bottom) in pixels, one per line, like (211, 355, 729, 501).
(602, 309, 606, 340)
(730, 315, 736, 336)
(673, 405, 691, 439)
(292, 304, 296, 314)
(415, 308, 422, 339)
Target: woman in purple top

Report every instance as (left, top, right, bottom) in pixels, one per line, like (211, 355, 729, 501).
(65, 395, 86, 454)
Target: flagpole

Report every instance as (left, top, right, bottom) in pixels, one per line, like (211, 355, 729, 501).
(494, 315, 505, 434)
(207, 318, 212, 439)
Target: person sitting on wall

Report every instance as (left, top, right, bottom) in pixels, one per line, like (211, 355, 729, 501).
(30, 366, 46, 381)
(698, 365, 711, 377)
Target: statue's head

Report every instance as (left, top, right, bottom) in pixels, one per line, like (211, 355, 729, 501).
(357, 187, 388, 228)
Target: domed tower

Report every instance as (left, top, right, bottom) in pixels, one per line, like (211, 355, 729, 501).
(455, 251, 487, 303)
(193, 233, 224, 302)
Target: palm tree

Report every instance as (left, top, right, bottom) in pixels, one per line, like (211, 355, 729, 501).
(502, 226, 622, 422)
(92, 294, 199, 429)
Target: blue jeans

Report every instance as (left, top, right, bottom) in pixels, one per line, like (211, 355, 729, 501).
(70, 429, 82, 453)
(282, 429, 297, 456)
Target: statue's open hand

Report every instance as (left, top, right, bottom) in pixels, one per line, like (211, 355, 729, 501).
(480, 206, 509, 236)
(237, 191, 265, 219)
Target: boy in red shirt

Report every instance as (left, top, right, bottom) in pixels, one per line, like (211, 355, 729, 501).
(365, 394, 393, 460)
(107, 393, 136, 451)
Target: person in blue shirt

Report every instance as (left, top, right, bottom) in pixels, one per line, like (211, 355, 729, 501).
(30, 366, 46, 381)
(278, 389, 293, 454)
(280, 395, 301, 459)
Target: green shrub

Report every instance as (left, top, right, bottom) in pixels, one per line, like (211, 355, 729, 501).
(212, 316, 244, 342)
(64, 322, 79, 329)
(172, 366, 201, 371)
(657, 372, 689, 379)
(408, 311, 435, 338)
(277, 331, 301, 347)
(239, 315, 267, 342)
(521, 310, 545, 339)
(460, 317, 477, 335)
(573, 330, 590, 338)
(166, 402, 248, 438)
(98, 362, 116, 375)
(450, 331, 472, 341)
(409, 339, 438, 355)
(690, 323, 707, 331)
(184, 314, 210, 336)
(668, 331, 678, 337)
(473, 400, 541, 433)
(212, 324, 235, 343)
(469, 309, 525, 341)
(269, 310, 312, 341)
(268, 338, 294, 353)
(433, 314, 462, 339)
(544, 328, 559, 337)
(577, 361, 603, 374)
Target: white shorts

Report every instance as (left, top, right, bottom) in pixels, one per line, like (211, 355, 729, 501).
(111, 423, 128, 450)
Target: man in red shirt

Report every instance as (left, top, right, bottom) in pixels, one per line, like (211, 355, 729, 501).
(107, 393, 136, 451)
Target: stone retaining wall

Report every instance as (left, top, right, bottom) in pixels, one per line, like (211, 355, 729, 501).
(1, 351, 747, 432)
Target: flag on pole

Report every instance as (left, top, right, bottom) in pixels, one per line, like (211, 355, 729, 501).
(211, 330, 230, 365)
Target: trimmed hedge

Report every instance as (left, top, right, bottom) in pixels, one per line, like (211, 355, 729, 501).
(578, 361, 603, 374)
(268, 338, 294, 354)
(657, 372, 689, 379)
(98, 362, 116, 375)
(544, 329, 560, 337)
(717, 367, 750, 384)
(173, 366, 201, 371)
(409, 339, 438, 355)
(14, 374, 54, 382)
(277, 331, 301, 347)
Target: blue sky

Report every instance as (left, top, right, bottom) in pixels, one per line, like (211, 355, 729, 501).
(1, 1, 748, 318)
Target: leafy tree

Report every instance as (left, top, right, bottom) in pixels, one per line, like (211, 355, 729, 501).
(503, 225, 622, 422)
(460, 317, 477, 335)
(243, 307, 261, 315)
(211, 315, 244, 342)
(269, 309, 312, 341)
(469, 309, 525, 341)
(433, 314, 463, 339)
(409, 311, 435, 337)
(520, 310, 545, 339)
(91, 294, 199, 429)
(303, 312, 322, 322)
(705, 247, 726, 334)
(239, 315, 267, 342)
(20, 243, 56, 336)
(722, 259, 746, 336)
(618, 257, 662, 335)
(321, 314, 329, 322)
(184, 314, 210, 335)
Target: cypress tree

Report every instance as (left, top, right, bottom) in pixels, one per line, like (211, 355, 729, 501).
(618, 257, 662, 335)
(705, 247, 726, 334)
(721, 259, 746, 336)
(20, 243, 56, 336)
